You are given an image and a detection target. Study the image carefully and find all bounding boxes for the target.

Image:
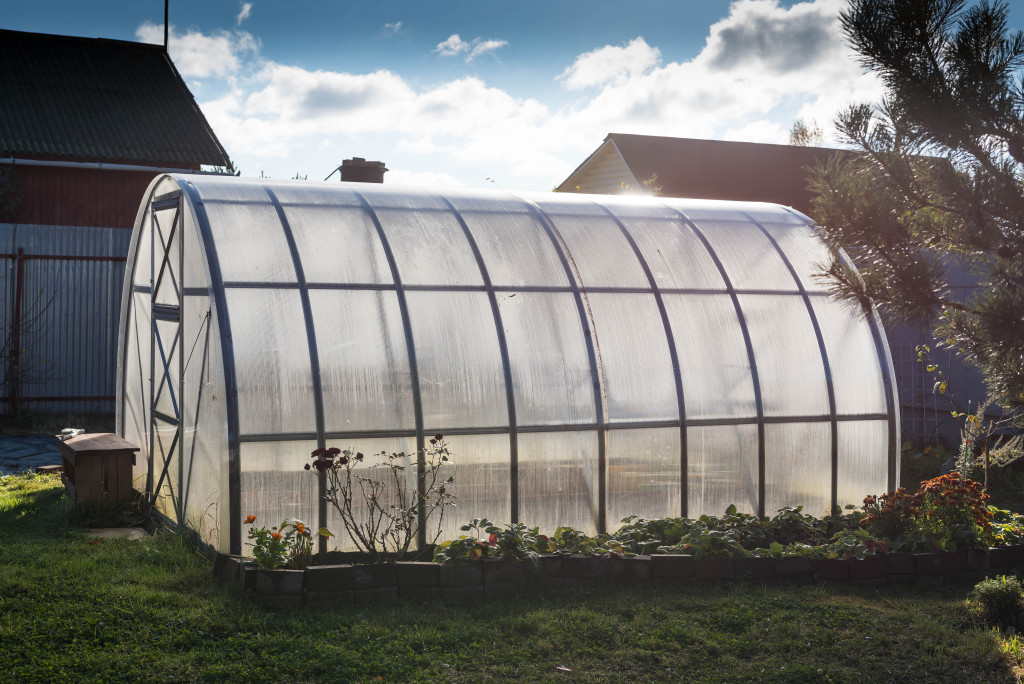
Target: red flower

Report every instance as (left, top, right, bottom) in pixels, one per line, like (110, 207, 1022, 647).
(303, 463, 311, 471)
(327, 447, 341, 455)
(355, 452, 364, 461)
(434, 433, 444, 442)
(488, 533, 498, 546)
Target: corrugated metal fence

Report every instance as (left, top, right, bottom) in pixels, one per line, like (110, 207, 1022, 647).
(0, 223, 131, 414)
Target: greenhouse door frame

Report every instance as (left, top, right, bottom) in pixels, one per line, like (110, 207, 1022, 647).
(147, 191, 185, 524)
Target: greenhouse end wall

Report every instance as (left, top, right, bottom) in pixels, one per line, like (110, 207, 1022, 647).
(117, 175, 899, 555)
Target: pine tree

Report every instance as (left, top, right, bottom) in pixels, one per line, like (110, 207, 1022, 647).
(810, 0, 1024, 411)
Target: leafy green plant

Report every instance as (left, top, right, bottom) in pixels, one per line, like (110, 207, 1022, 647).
(433, 518, 556, 565)
(243, 516, 329, 569)
(764, 506, 827, 546)
(968, 575, 1024, 629)
(662, 526, 750, 559)
(988, 507, 1024, 547)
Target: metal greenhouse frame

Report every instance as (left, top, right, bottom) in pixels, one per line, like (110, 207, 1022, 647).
(118, 175, 899, 555)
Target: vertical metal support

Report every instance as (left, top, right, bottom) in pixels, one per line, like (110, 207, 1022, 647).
(147, 208, 156, 503)
(264, 188, 328, 554)
(352, 191, 426, 549)
(439, 195, 519, 522)
(9, 248, 24, 415)
(177, 196, 185, 524)
(749, 216, 838, 513)
(667, 205, 767, 517)
(600, 205, 689, 518)
(180, 181, 243, 555)
(523, 200, 608, 534)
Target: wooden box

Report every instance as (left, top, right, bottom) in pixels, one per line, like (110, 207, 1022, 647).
(58, 433, 139, 504)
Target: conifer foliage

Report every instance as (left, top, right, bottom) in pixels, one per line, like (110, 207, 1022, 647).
(810, 0, 1024, 410)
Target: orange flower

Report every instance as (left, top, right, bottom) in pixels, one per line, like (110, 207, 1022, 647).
(244, 515, 256, 524)
(271, 532, 282, 540)
(296, 523, 306, 535)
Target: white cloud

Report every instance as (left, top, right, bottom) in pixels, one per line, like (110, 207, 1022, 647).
(237, 3, 253, 25)
(558, 37, 661, 90)
(383, 21, 403, 35)
(435, 34, 469, 57)
(159, 0, 881, 189)
(434, 34, 507, 62)
(135, 22, 258, 79)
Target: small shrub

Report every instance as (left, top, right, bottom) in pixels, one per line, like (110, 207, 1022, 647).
(915, 473, 991, 549)
(861, 488, 919, 543)
(309, 435, 456, 563)
(968, 575, 1024, 628)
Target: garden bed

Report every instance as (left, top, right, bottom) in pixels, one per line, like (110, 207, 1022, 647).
(214, 544, 1024, 609)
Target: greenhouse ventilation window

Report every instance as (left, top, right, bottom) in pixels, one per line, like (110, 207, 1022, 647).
(116, 176, 899, 555)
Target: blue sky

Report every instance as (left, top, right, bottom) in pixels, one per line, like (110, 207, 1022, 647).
(3, 0, 911, 189)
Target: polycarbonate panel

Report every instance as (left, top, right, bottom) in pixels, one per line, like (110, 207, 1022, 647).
(152, 204, 181, 306)
(671, 199, 784, 223)
(152, 317, 180, 419)
(761, 222, 832, 293)
(691, 220, 799, 291)
(459, 210, 569, 287)
(588, 293, 677, 422)
(151, 422, 180, 518)
(373, 207, 483, 287)
(226, 288, 316, 435)
(406, 291, 507, 430)
(500, 292, 595, 426)
(180, 288, 228, 549)
(240, 440, 319, 551)
(123, 291, 151, 488)
(743, 206, 807, 225)
(181, 209, 208, 289)
(518, 431, 599, 534)
(309, 289, 415, 433)
(606, 428, 680, 526)
(434, 433, 511, 540)
(810, 297, 887, 415)
(740, 295, 829, 417)
(663, 294, 757, 420)
(179, 205, 229, 548)
(201, 202, 297, 282)
(319, 437, 415, 552)
(617, 217, 727, 290)
(186, 176, 272, 204)
(133, 212, 153, 287)
(542, 210, 650, 288)
(271, 181, 364, 208)
(765, 422, 831, 517)
(687, 424, 758, 517)
(837, 421, 890, 505)
(284, 205, 392, 284)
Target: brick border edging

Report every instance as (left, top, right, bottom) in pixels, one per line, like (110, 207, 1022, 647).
(212, 544, 1024, 609)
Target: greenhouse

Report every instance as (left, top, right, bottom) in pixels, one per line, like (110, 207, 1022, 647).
(117, 175, 899, 555)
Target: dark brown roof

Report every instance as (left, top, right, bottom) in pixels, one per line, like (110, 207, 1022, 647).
(561, 133, 853, 215)
(0, 29, 231, 168)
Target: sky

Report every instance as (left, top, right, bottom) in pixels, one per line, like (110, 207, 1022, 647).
(3, 0, 900, 190)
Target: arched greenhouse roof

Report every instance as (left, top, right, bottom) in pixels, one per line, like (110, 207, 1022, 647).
(118, 175, 899, 554)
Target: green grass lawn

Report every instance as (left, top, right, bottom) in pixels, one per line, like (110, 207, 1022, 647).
(1, 473, 1021, 683)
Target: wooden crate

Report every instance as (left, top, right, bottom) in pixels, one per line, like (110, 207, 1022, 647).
(58, 433, 139, 504)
